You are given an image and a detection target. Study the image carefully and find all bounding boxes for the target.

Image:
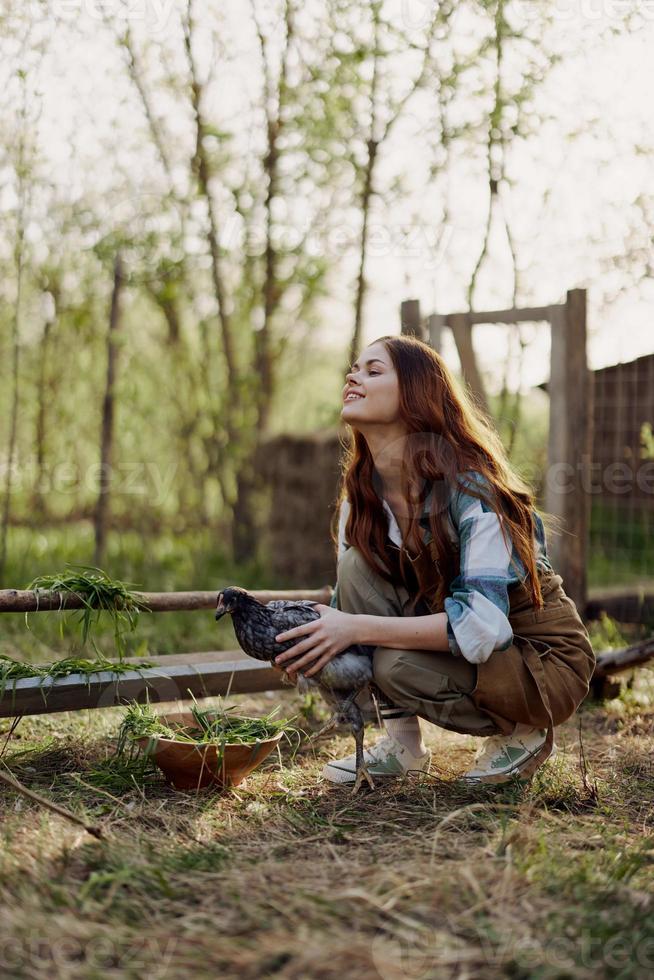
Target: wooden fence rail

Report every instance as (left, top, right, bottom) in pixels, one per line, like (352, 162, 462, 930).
(0, 657, 287, 719)
(0, 586, 333, 718)
(0, 586, 333, 613)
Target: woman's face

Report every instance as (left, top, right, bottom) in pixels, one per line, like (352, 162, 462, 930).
(341, 341, 401, 426)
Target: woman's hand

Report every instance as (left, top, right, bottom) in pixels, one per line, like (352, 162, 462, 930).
(274, 604, 359, 678)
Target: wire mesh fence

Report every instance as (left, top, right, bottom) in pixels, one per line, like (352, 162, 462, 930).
(589, 351, 654, 587)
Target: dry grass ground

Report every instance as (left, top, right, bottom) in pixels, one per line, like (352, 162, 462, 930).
(0, 673, 653, 980)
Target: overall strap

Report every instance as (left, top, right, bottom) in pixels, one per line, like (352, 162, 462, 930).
(513, 632, 555, 763)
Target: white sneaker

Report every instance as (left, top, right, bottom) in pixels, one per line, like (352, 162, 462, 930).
(462, 727, 556, 784)
(322, 734, 431, 785)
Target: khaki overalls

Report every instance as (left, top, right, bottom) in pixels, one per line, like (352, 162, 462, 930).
(335, 543, 596, 752)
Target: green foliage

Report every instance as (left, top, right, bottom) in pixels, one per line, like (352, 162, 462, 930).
(82, 754, 161, 793)
(588, 500, 654, 586)
(489, 388, 550, 497)
(587, 611, 630, 652)
(641, 421, 654, 460)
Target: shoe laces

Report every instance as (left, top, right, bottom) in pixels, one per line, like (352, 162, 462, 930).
(472, 734, 510, 765)
(366, 735, 397, 762)
(473, 729, 544, 767)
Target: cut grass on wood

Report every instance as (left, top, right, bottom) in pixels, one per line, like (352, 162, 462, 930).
(26, 564, 147, 659)
(0, 654, 154, 701)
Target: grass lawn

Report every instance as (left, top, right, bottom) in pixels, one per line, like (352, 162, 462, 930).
(0, 673, 653, 980)
(1, 525, 653, 977)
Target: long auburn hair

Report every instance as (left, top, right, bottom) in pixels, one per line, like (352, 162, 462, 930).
(332, 334, 551, 613)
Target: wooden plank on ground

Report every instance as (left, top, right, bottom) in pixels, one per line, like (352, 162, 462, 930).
(594, 637, 654, 678)
(123, 650, 249, 667)
(586, 587, 654, 624)
(0, 660, 287, 718)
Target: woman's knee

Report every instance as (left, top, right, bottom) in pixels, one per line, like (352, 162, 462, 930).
(372, 647, 406, 698)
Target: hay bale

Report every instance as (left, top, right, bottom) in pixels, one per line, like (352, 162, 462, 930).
(255, 427, 350, 587)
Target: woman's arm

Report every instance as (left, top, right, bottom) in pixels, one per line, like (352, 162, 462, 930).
(352, 611, 451, 652)
(443, 471, 516, 663)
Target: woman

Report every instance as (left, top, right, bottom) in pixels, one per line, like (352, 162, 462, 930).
(274, 335, 595, 786)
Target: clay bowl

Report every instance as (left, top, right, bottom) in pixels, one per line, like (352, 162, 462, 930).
(136, 710, 283, 791)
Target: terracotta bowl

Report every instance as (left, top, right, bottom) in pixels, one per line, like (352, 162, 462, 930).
(136, 710, 283, 791)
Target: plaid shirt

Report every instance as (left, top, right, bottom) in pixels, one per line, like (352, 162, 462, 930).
(333, 470, 553, 665)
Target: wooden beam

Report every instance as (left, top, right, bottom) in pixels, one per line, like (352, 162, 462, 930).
(424, 304, 563, 327)
(463, 304, 562, 325)
(0, 586, 334, 614)
(424, 302, 566, 332)
(448, 313, 490, 417)
(544, 288, 591, 612)
(0, 659, 287, 718)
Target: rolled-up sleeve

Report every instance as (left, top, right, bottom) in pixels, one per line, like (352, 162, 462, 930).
(443, 476, 516, 665)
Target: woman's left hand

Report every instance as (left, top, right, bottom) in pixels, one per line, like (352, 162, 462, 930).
(274, 604, 359, 678)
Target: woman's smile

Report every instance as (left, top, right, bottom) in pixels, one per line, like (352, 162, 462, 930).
(340, 341, 402, 426)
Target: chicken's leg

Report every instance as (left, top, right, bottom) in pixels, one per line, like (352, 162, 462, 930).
(309, 714, 339, 742)
(308, 689, 358, 744)
(349, 702, 375, 794)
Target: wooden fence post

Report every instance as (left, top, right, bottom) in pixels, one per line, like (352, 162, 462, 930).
(545, 288, 592, 611)
(94, 253, 124, 567)
(427, 313, 446, 353)
(448, 312, 490, 418)
(400, 299, 424, 339)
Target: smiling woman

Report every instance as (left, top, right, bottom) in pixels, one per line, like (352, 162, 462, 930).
(276, 334, 595, 788)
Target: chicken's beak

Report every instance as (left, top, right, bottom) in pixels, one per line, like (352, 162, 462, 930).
(215, 595, 227, 621)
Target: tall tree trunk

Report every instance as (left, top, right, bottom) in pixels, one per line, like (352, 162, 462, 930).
(344, 0, 441, 377)
(33, 284, 59, 518)
(347, 136, 378, 376)
(233, 0, 295, 565)
(183, 0, 243, 559)
(94, 254, 124, 567)
(0, 64, 31, 585)
(33, 315, 53, 516)
(0, 180, 26, 586)
(183, 0, 239, 402)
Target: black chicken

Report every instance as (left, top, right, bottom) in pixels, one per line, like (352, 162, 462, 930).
(215, 587, 376, 793)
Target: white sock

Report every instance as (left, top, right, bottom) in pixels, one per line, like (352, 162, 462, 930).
(513, 723, 540, 737)
(382, 715, 427, 757)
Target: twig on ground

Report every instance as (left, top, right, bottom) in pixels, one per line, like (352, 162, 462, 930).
(0, 763, 105, 839)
